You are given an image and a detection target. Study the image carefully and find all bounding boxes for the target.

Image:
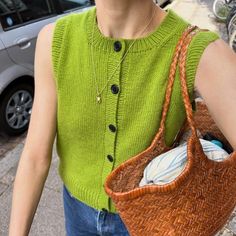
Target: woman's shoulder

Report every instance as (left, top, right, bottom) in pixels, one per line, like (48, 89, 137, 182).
(185, 27, 220, 70)
(38, 22, 55, 41)
(38, 7, 92, 48)
(54, 6, 95, 27)
(36, 22, 56, 66)
(189, 28, 220, 48)
(179, 24, 221, 102)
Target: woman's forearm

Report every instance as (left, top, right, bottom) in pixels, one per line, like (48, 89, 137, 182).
(8, 152, 51, 236)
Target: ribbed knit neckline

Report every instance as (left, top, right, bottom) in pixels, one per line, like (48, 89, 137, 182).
(86, 6, 189, 52)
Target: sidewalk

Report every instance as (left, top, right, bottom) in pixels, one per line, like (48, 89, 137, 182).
(0, 1, 235, 235)
(166, 0, 228, 42)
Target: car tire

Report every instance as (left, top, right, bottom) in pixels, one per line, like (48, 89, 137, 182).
(0, 82, 34, 136)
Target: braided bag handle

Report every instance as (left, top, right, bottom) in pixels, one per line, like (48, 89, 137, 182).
(151, 24, 209, 149)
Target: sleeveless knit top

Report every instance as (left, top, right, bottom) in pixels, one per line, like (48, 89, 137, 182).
(51, 6, 220, 213)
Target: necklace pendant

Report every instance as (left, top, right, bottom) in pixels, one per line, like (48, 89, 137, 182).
(96, 95, 101, 104)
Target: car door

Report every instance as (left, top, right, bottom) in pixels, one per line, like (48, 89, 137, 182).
(0, 0, 58, 72)
(0, 0, 94, 72)
(56, 0, 94, 13)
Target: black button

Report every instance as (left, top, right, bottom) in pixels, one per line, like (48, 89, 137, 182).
(114, 41, 122, 52)
(108, 124, 116, 132)
(102, 208, 108, 212)
(111, 84, 119, 94)
(107, 154, 114, 162)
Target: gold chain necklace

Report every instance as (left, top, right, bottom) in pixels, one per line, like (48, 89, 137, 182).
(91, 6, 157, 104)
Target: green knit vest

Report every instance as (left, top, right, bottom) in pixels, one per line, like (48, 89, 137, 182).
(51, 6, 220, 213)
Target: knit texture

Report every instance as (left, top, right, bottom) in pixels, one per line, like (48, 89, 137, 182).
(51, 6, 220, 213)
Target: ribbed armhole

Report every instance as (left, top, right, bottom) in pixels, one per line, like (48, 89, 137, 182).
(185, 30, 220, 103)
(51, 15, 71, 81)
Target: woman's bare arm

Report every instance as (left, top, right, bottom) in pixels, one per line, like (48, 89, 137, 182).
(195, 38, 236, 150)
(8, 22, 57, 236)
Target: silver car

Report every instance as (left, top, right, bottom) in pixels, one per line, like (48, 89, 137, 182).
(0, 0, 94, 136)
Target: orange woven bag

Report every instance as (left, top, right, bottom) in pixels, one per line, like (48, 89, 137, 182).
(104, 25, 236, 236)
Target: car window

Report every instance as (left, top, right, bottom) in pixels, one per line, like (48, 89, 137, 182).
(0, 0, 54, 30)
(58, 0, 92, 11)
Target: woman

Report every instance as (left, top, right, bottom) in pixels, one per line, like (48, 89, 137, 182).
(8, 0, 236, 235)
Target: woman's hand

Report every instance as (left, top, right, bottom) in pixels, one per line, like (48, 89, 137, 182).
(194, 38, 236, 150)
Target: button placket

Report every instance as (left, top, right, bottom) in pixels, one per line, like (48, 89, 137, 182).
(100, 40, 125, 211)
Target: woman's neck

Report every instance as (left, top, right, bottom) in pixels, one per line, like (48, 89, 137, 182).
(94, 0, 167, 39)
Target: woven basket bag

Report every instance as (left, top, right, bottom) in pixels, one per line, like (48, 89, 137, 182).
(104, 25, 236, 236)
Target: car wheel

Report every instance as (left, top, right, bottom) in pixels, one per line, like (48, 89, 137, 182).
(0, 83, 34, 136)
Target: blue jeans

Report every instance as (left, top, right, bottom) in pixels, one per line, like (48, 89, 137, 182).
(62, 184, 130, 236)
